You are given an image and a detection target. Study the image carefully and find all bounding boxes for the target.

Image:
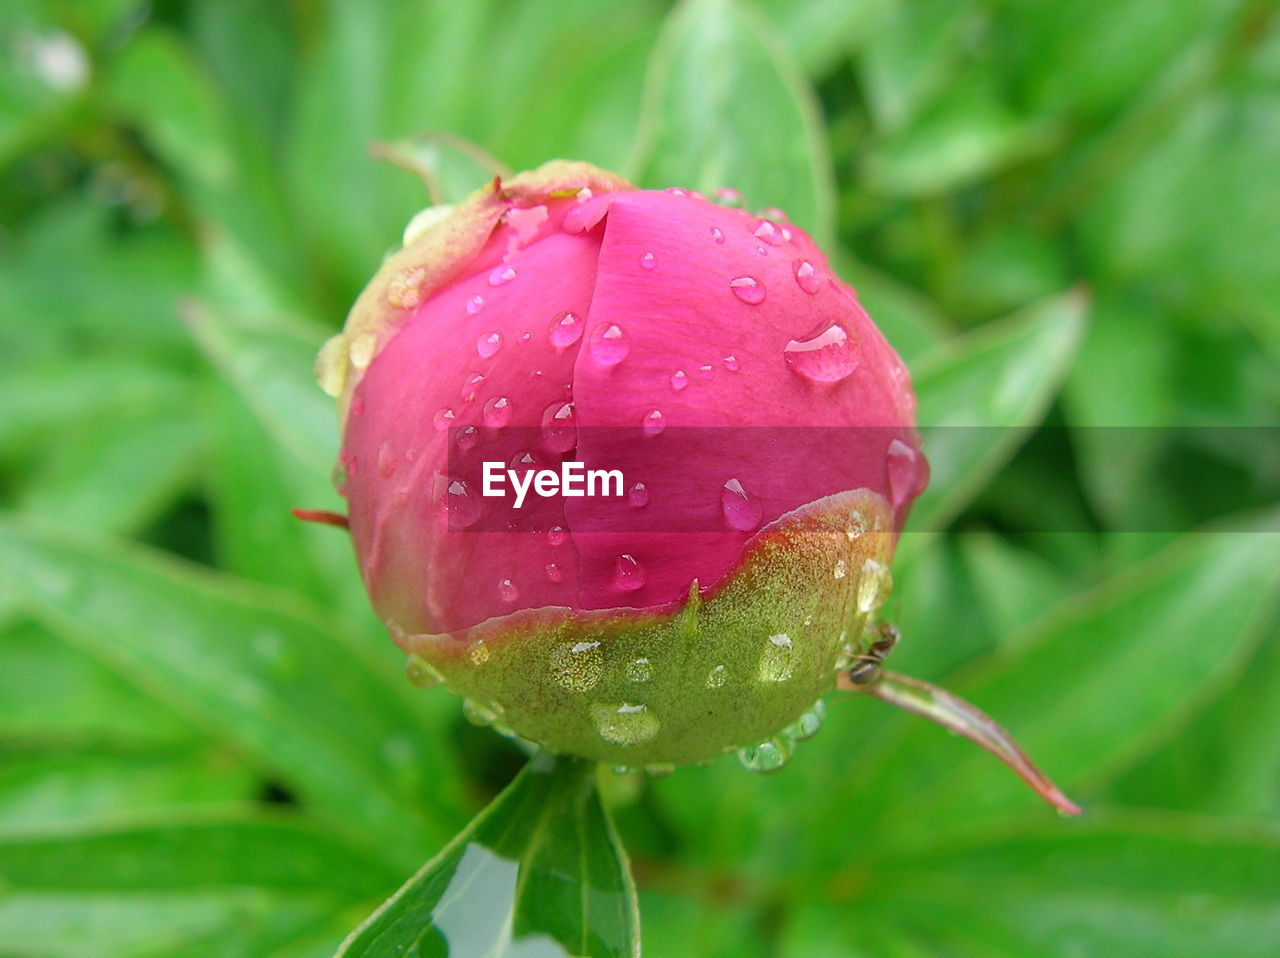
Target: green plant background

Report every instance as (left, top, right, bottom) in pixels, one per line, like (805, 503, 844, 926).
(2, 0, 1279, 955)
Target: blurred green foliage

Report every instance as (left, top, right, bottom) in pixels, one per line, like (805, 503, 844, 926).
(1, 0, 1279, 955)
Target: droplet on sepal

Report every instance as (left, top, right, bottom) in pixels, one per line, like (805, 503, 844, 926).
(591, 702, 660, 745)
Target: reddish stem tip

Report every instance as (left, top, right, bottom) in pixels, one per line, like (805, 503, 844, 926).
(840, 669, 1082, 816)
(290, 509, 350, 530)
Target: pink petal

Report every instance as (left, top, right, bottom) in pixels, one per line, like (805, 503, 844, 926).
(568, 190, 919, 611)
(343, 225, 603, 635)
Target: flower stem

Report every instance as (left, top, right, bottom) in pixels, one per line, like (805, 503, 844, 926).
(838, 668, 1082, 816)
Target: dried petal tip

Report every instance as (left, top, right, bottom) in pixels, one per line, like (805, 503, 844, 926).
(839, 669, 1082, 816)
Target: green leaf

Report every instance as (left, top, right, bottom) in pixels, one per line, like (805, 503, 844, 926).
(0, 749, 256, 834)
(0, 890, 332, 958)
(1062, 293, 1179, 530)
(641, 889, 769, 958)
(287, 0, 491, 302)
(0, 196, 200, 359)
(0, 357, 193, 453)
(0, 515, 468, 867)
(812, 521, 1280, 861)
(0, 816, 397, 897)
(957, 532, 1074, 643)
(202, 380, 365, 615)
(1006, 0, 1235, 118)
(191, 306, 372, 616)
(18, 405, 203, 535)
(189, 0, 297, 154)
(754, 0, 893, 78)
(836, 254, 952, 363)
(470, 0, 661, 176)
(0, 622, 197, 748)
(0, 5, 88, 164)
(861, 816, 1280, 958)
(185, 304, 336, 475)
(0, 816, 397, 958)
(632, 0, 835, 243)
(106, 26, 311, 314)
(858, 0, 982, 133)
(863, 68, 1059, 197)
(905, 291, 1087, 539)
(1082, 72, 1280, 363)
(1112, 615, 1280, 818)
(339, 754, 639, 958)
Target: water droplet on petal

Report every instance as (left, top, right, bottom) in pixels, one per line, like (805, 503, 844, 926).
(729, 276, 765, 305)
(377, 441, 396, 477)
(705, 665, 727, 689)
(640, 251, 656, 270)
(338, 448, 358, 478)
(698, 364, 713, 379)
(460, 372, 485, 403)
(465, 295, 485, 315)
(591, 702, 660, 745)
(433, 408, 456, 431)
(509, 449, 539, 473)
(439, 477, 481, 528)
(563, 201, 607, 234)
(847, 509, 867, 541)
(545, 562, 563, 583)
(738, 738, 791, 773)
(477, 331, 502, 358)
(548, 525, 568, 546)
(488, 265, 516, 286)
(541, 401, 576, 453)
(629, 482, 650, 507)
(519, 331, 531, 343)
(589, 323, 629, 365)
(833, 559, 849, 580)
(456, 425, 478, 450)
(794, 259, 822, 294)
(498, 578, 518, 603)
(752, 219, 785, 245)
(714, 187, 743, 206)
(886, 439, 920, 508)
(614, 554, 647, 591)
(550, 640, 603, 691)
(642, 409, 666, 436)
(710, 226, 726, 245)
(721, 478, 763, 532)
(483, 396, 513, 428)
(405, 653, 443, 690)
(666, 187, 689, 198)
(724, 355, 739, 372)
(784, 322, 858, 382)
(670, 370, 689, 391)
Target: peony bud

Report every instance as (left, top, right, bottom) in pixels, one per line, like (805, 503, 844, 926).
(315, 161, 944, 776)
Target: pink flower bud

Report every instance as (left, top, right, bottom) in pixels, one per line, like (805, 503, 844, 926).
(316, 161, 927, 768)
